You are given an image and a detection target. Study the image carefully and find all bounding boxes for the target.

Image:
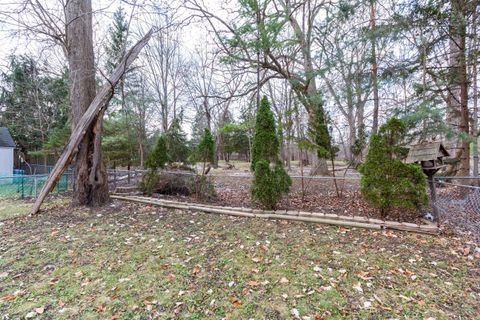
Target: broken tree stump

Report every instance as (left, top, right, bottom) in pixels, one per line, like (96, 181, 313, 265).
(31, 29, 154, 215)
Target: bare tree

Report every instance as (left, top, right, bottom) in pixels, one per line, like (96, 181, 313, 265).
(143, 13, 187, 132)
(185, 0, 332, 174)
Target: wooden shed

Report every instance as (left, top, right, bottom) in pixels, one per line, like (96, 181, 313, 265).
(405, 141, 450, 174)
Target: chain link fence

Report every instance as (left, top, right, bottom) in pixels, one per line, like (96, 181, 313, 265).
(434, 177, 480, 240)
(0, 172, 71, 199)
(2, 167, 479, 239)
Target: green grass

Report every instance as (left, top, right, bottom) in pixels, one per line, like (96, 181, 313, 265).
(0, 197, 68, 220)
(0, 197, 478, 319)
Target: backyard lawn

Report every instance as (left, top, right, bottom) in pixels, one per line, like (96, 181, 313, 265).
(0, 197, 479, 319)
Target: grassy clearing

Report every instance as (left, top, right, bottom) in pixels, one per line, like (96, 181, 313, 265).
(0, 197, 478, 319)
(0, 197, 69, 221)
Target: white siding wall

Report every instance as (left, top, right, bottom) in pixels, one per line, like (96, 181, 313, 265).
(0, 147, 14, 176)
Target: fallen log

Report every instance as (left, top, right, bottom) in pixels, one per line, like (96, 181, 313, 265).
(31, 29, 154, 215)
(110, 195, 439, 235)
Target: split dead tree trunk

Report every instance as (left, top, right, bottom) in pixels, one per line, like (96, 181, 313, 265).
(31, 28, 154, 215)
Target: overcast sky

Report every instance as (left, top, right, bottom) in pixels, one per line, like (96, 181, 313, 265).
(0, 0, 215, 71)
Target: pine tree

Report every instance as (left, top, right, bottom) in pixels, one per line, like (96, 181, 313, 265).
(165, 118, 190, 164)
(308, 100, 333, 159)
(145, 135, 169, 170)
(196, 128, 215, 174)
(251, 96, 279, 171)
(359, 118, 428, 216)
(0, 56, 69, 155)
(105, 7, 128, 73)
(251, 96, 291, 209)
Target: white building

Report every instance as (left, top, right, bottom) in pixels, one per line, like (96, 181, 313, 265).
(0, 127, 15, 176)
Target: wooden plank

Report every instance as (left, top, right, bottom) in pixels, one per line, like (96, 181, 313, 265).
(110, 195, 439, 235)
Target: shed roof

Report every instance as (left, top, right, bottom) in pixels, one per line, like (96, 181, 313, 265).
(0, 127, 16, 148)
(405, 141, 449, 164)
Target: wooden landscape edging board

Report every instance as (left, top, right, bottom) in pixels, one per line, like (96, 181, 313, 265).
(110, 194, 439, 235)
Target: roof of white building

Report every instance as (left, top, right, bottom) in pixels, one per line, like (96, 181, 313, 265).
(0, 127, 15, 148)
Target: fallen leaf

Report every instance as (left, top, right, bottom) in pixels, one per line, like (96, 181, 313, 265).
(96, 304, 106, 313)
(252, 256, 263, 263)
(230, 297, 242, 308)
(279, 277, 289, 284)
(58, 300, 65, 307)
(247, 280, 259, 286)
(49, 277, 59, 284)
(353, 282, 363, 293)
(192, 266, 201, 275)
(251, 268, 260, 273)
(399, 294, 413, 302)
(291, 308, 300, 318)
(355, 271, 373, 280)
(0, 294, 16, 301)
(35, 306, 45, 314)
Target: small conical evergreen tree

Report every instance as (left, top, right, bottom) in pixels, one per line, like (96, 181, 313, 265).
(145, 135, 169, 170)
(251, 96, 279, 171)
(308, 100, 332, 159)
(359, 118, 428, 216)
(165, 118, 190, 164)
(196, 128, 215, 174)
(251, 96, 291, 209)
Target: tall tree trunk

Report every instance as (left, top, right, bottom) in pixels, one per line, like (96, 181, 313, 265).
(282, 1, 329, 175)
(370, 0, 380, 134)
(66, 0, 109, 206)
(472, 5, 478, 176)
(447, 0, 470, 176)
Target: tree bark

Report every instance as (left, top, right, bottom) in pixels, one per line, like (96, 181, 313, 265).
(370, 0, 380, 134)
(447, 0, 470, 176)
(66, 0, 109, 206)
(31, 28, 154, 215)
(472, 5, 478, 177)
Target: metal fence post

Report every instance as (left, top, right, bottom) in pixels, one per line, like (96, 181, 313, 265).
(113, 169, 117, 190)
(21, 176, 24, 199)
(33, 176, 37, 198)
(432, 177, 439, 227)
